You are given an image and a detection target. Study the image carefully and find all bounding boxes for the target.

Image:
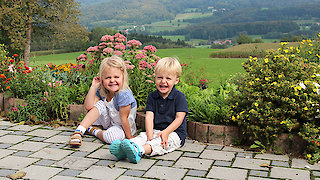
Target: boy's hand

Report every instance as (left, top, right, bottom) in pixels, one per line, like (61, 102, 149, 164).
(157, 131, 169, 149)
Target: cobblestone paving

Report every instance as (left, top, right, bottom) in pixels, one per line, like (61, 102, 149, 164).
(0, 118, 318, 180)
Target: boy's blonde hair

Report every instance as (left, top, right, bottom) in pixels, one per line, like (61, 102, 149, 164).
(154, 57, 182, 78)
(99, 55, 129, 97)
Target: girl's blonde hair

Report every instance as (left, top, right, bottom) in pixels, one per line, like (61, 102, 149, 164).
(99, 55, 129, 97)
(154, 57, 182, 78)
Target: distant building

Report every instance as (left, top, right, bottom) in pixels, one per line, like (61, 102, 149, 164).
(212, 40, 232, 45)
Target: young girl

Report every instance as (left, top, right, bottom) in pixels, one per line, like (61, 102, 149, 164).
(69, 55, 137, 146)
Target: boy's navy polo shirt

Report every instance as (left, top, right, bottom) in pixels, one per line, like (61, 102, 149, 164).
(146, 86, 188, 145)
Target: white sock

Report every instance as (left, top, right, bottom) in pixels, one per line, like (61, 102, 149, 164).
(139, 145, 145, 154)
(75, 125, 86, 135)
(87, 126, 102, 137)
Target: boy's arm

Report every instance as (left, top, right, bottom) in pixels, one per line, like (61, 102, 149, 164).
(119, 105, 133, 139)
(145, 111, 154, 141)
(157, 111, 186, 148)
(84, 77, 101, 110)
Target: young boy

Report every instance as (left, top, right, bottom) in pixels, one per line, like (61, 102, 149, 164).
(109, 57, 188, 163)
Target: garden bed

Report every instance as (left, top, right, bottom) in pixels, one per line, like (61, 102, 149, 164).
(0, 94, 308, 153)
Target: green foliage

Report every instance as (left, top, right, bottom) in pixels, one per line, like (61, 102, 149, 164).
(8, 93, 50, 124)
(229, 37, 320, 159)
(178, 82, 237, 125)
(236, 35, 253, 45)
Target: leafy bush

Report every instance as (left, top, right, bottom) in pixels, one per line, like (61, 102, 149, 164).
(229, 37, 320, 162)
(178, 82, 236, 125)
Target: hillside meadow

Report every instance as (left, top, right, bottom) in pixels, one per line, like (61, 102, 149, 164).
(30, 48, 247, 89)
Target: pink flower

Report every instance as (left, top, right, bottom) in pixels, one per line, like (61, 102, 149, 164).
(126, 64, 135, 69)
(12, 107, 18, 111)
(135, 53, 146, 59)
(87, 46, 99, 53)
(98, 42, 108, 49)
(103, 47, 114, 54)
(8, 64, 14, 72)
(139, 60, 152, 70)
(44, 91, 48, 96)
(77, 54, 87, 61)
(56, 80, 62, 86)
(114, 44, 126, 51)
(101, 35, 114, 42)
(127, 39, 142, 48)
(48, 82, 56, 88)
(143, 45, 157, 53)
(113, 50, 123, 56)
(114, 33, 127, 42)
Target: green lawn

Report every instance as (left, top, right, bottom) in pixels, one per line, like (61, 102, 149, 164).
(30, 48, 247, 89)
(155, 48, 246, 88)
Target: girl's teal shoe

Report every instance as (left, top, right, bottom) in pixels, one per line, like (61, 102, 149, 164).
(121, 139, 143, 163)
(110, 139, 126, 160)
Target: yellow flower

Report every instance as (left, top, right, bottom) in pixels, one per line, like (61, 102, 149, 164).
(307, 154, 312, 158)
(264, 58, 269, 63)
(265, 77, 270, 81)
(232, 116, 236, 121)
(294, 92, 299, 95)
(249, 81, 254, 85)
(309, 43, 313, 46)
(254, 103, 259, 107)
(280, 121, 286, 124)
(304, 107, 308, 110)
(281, 42, 288, 46)
(278, 74, 284, 78)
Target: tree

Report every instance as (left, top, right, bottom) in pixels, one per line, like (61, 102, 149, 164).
(0, 0, 86, 65)
(236, 34, 253, 44)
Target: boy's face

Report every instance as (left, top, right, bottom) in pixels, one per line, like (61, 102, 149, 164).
(155, 71, 179, 99)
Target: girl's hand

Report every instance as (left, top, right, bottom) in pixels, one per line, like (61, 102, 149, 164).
(91, 76, 101, 88)
(157, 131, 169, 149)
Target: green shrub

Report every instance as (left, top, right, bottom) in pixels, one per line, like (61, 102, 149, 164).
(178, 82, 237, 125)
(229, 40, 320, 160)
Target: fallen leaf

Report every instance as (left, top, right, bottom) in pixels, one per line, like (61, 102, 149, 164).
(108, 164, 115, 168)
(259, 163, 270, 167)
(7, 171, 26, 180)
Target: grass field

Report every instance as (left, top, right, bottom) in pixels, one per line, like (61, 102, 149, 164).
(30, 48, 247, 89)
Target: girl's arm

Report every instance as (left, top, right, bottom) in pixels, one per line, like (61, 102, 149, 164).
(119, 105, 133, 139)
(145, 111, 154, 141)
(84, 77, 101, 110)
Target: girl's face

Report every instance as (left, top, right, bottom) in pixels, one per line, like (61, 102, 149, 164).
(101, 66, 123, 94)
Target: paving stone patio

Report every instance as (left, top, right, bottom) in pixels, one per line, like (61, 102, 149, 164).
(0, 117, 317, 179)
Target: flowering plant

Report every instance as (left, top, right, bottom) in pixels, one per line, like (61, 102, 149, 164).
(76, 33, 160, 109)
(229, 39, 320, 159)
(0, 50, 33, 95)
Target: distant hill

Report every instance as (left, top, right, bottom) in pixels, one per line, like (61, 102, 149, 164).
(78, 0, 320, 40)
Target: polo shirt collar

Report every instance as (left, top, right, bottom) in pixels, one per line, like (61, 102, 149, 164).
(154, 86, 177, 100)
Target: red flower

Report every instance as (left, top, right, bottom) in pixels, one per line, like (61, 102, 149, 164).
(13, 54, 18, 57)
(10, 59, 14, 63)
(0, 74, 5, 78)
(6, 86, 10, 90)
